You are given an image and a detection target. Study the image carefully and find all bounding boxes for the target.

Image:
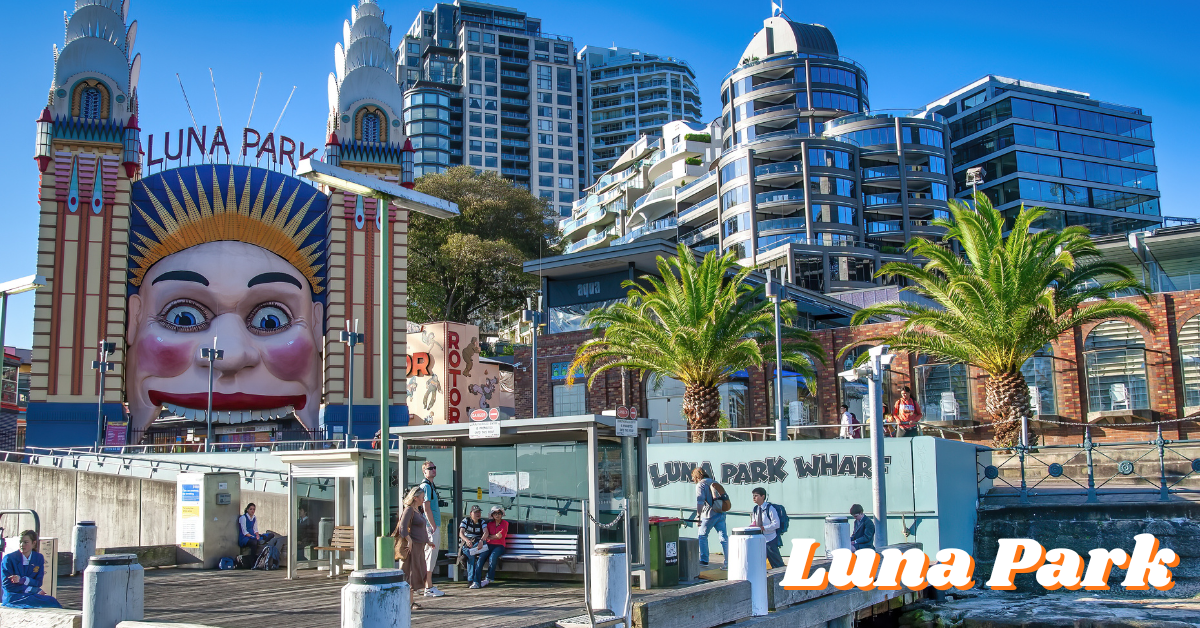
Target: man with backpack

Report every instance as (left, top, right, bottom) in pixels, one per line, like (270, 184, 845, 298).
(691, 467, 729, 569)
(751, 488, 785, 569)
(419, 460, 446, 597)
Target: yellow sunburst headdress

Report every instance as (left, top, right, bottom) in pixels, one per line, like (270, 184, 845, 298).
(129, 165, 328, 296)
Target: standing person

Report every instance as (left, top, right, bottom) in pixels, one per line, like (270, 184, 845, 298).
(849, 504, 875, 551)
(238, 503, 263, 557)
(418, 461, 445, 597)
(893, 386, 923, 437)
(480, 506, 509, 587)
(839, 404, 861, 439)
(393, 486, 435, 610)
(1, 531, 60, 608)
(750, 488, 783, 569)
(296, 505, 315, 561)
(458, 505, 488, 588)
(691, 467, 728, 569)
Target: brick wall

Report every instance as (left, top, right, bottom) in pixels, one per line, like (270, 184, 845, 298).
(513, 290, 1200, 445)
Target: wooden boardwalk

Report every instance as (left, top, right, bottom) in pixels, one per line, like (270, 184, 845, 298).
(55, 568, 649, 628)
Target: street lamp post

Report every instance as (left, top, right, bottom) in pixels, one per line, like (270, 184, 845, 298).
(201, 337, 224, 453)
(91, 341, 116, 451)
(0, 275, 46, 365)
(296, 157, 457, 569)
(765, 280, 787, 442)
(522, 309, 542, 418)
(840, 345, 894, 548)
(340, 319, 364, 447)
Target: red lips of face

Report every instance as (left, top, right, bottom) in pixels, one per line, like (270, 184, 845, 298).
(148, 391, 308, 412)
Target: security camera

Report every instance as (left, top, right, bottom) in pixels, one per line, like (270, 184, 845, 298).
(839, 369, 862, 383)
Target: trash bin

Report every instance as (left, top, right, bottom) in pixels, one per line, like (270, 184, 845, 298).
(648, 516, 681, 587)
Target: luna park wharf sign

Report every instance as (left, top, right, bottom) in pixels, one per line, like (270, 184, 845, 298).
(144, 125, 321, 171)
(649, 453, 892, 489)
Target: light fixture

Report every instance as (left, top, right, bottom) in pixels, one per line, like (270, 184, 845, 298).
(0, 275, 46, 296)
(296, 159, 457, 218)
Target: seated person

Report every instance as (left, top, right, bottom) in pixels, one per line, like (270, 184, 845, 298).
(480, 506, 510, 587)
(2, 530, 61, 609)
(296, 506, 316, 561)
(458, 505, 487, 589)
(238, 503, 263, 556)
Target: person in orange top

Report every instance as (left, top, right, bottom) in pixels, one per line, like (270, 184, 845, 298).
(893, 386, 923, 437)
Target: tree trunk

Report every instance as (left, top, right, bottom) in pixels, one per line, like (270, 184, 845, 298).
(682, 383, 721, 443)
(985, 371, 1033, 449)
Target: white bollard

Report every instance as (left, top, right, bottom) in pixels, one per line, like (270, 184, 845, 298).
(727, 527, 767, 616)
(72, 521, 98, 576)
(83, 554, 144, 628)
(590, 543, 628, 615)
(824, 515, 852, 556)
(319, 517, 334, 562)
(341, 568, 411, 628)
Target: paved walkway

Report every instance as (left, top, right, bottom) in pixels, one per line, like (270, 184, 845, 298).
(55, 568, 647, 628)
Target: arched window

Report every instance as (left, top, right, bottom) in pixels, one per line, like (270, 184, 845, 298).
(1020, 345, 1056, 415)
(1084, 320, 1148, 413)
(719, 373, 751, 429)
(915, 355, 971, 422)
(81, 87, 102, 119)
(767, 358, 820, 428)
(361, 113, 381, 142)
(1179, 316, 1200, 411)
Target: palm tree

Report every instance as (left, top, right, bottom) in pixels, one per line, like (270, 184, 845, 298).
(848, 195, 1154, 447)
(568, 243, 825, 442)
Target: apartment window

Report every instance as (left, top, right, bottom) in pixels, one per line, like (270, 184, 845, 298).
(537, 65, 553, 90)
(535, 40, 549, 51)
(558, 163, 572, 175)
(558, 191, 574, 203)
(485, 100, 498, 111)
(485, 141, 497, 153)
(485, 156, 497, 167)
(539, 161, 554, 173)
(483, 33, 495, 44)
(469, 126, 482, 137)
(558, 149, 572, 160)
(558, 135, 572, 147)
(538, 106, 553, 117)
(484, 127, 497, 139)
(961, 89, 986, 110)
(469, 111, 482, 123)
(486, 85, 497, 97)
(408, 42, 422, 53)
(557, 67, 572, 92)
(469, 154, 482, 166)
(469, 56, 482, 81)
(559, 177, 574, 189)
(539, 147, 554, 159)
(558, 108, 572, 120)
(485, 58, 497, 83)
(469, 140, 482, 151)
(540, 190, 554, 200)
(469, 83, 482, 95)
(539, 175, 553, 187)
(538, 92, 553, 104)
(469, 98, 482, 109)
(538, 119, 552, 131)
(558, 94, 572, 106)
(554, 43, 569, 55)
(539, 133, 554, 145)
(468, 31, 480, 42)
(558, 122, 572, 133)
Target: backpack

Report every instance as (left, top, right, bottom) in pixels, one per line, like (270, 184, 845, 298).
(218, 557, 236, 570)
(771, 503, 790, 536)
(708, 481, 732, 514)
(253, 543, 280, 570)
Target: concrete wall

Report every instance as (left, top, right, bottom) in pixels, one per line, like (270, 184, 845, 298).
(0, 462, 178, 548)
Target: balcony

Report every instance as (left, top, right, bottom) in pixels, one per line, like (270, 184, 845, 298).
(499, 42, 529, 51)
(757, 216, 807, 233)
(562, 205, 616, 237)
(500, 83, 530, 94)
(755, 161, 804, 178)
(680, 220, 717, 246)
(500, 70, 529, 79)
(678, 195, 718, 225)
(862, 165, 901, 179)
(501, 111, 530, 120)
(501, 153, 530, 162)
(756, 189, 805, 205)
(501, 125, 530, 136)
(750, 78, 798, 93)
(502, 138, 530, 148)
(863, 193, 901, 207)
(612, 216, 677, 246)
(866, 220, 904, 234)
(565, 226, 617, 253)
(500, 56, 530, 67)
(501, 167, 530, 177)
(501, 97, 530, 107)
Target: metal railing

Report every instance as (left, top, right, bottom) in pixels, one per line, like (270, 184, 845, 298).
(977, 424, 1200, 503)
(654, 422, 968, 443)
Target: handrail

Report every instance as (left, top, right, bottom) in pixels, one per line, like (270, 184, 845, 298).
(0, 509, 40, 537)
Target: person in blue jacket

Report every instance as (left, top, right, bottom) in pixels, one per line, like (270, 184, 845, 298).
(2, 530, 61, 609)
(238, 503, 264, 556)
(849, 504, 876, 551)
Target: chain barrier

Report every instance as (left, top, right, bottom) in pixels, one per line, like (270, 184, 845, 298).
(585, 509, 625, 530)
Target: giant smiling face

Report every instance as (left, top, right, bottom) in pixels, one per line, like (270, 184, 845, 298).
(126, 240, 324, 433)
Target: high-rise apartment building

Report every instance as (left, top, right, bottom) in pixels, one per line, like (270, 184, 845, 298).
(399, 1, 580, 216)
(576, 46, 702, 190)
(922, 76, 1161, 236)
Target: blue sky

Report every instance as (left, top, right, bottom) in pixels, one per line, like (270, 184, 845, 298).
(2, 0, 1197, 350)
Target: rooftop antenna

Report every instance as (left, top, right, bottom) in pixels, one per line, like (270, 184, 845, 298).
(175, 73, 202, 164)
(244, 72, 262, 165)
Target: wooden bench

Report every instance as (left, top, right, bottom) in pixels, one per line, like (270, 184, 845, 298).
(312, 525, 355, 577)
(497, 533, 581, 575)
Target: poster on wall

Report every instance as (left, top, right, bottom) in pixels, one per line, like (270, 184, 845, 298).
(178, 481, 201, 548)
(488, 471, 530, 497)
(126, 165, 329, 435)
(406, 322, 512, 425)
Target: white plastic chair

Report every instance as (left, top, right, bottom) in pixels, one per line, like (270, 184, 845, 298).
(940, 392, 959, 421)
(1110, 382, 1131, 411)
(1028, 386, 1040, 416)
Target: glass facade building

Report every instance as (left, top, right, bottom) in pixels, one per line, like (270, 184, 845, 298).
(401, 1, 578, 215)
(921, 75, 1161, 236)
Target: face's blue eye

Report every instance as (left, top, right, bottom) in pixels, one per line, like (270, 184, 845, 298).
(162, 304, 208, 330)
(250, 305, 291, 332)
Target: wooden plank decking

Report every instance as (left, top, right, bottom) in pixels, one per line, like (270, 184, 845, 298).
(54, 568, 635, 628)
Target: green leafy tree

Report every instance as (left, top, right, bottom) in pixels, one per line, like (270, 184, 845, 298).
(569, 244, 825, 442)
(409, 166, 560, 324)
(847, 195, 1153, 447)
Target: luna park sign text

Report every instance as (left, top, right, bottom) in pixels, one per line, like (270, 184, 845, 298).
(144, 126, 320, 171)
(649, 454, 892, 489)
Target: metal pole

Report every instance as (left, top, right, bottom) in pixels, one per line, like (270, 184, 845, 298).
(867, 354, 888, 547)
(0, 293, 7, 367)
(346, 339, 355, 447)
(206, 336, 217, 453)
(531, 316, 538, 419)
(1157, 424, 1168, 502)
(378, 195, 394, 567)
(1084, 426, 1097, 503)
(773, 294, 785, 442)
(95, 341, 105, 452)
